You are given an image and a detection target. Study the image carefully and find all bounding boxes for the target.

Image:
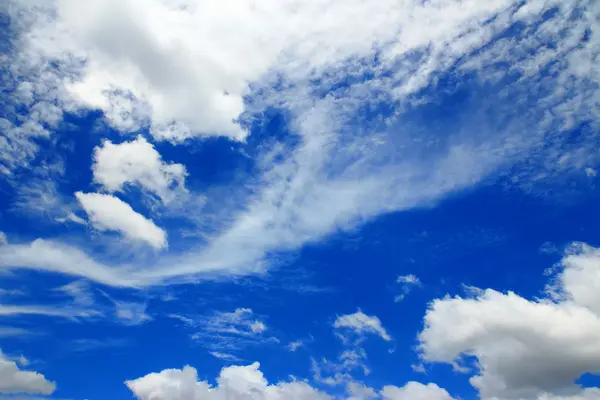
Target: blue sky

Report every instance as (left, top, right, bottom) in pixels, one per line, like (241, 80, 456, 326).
(1, 0, 600, 399)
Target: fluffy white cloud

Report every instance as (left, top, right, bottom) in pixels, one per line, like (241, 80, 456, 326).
(381, 382, 455, 400)
(125, 360, 458, 400)
(126, 362, 331, 400)
(6, 0, 528, 142)
(418, 242, 600, 400)
(92, 136, 187, 203)
(0, 351, 55, 395)
(334, 310, 391, 342)
(75, 192, 167, 249)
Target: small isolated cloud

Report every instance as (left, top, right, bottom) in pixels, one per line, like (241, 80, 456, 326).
(126, 362, 331, 400)
(0, 326, 32, 338)
(585, 168, 597, 177)
(54, 280, 94, 306)
(287, 340, 304, 352)
(188, 308, 274, 355)
(0, 350, 55, 395)
(394, 274, 422, 302)
(396, 274, 420, 285)
(209, 352, 242, 362)
(113, 301, 152, 326)
(334, 310, 391, 342)
(75, 192, 168, 249)
(419, 242, 600, 400)
(93, 136, 187, 204)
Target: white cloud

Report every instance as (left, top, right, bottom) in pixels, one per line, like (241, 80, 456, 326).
(113, 301, 152, 326)
(0, 233, 6, 246)
(334, 310, 391, 342)
(0, 304, 100, 320)
(0, 289, 25, 297)
(210, 352, 243, 363)
(0, 326, 31, 338)
(0, 350, 56, 395)
(125, 359, 459, 400)
(5, 0, 524, 142)
(75, 192, 168, 249)
(418, 243, 600, 400)
(126, 362, 331, 400)
(287, 341, 304, 352)
(347, 381, 378, 400)
(93, 136, 187, 203)
(0, 0, 599, 289)
(189, 308, 274, 355)
(381, 382, 455, 400)
(0, 239, 141, 287)
(197, 308, 268, 335)
(396, 275, 420, 285)
(395, 274, 422, 302)
(54, 280, 94, 306)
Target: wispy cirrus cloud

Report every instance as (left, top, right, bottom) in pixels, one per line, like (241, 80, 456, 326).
(168, 308, 276, 359)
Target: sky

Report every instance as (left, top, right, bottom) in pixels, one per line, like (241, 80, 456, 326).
(0, 0, 600, 399)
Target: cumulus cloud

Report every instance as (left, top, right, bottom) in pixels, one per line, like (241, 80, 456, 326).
(125, 359, 458, 400)
(0, 350, 55, 395)
(75, 192, 168, 249)
(126, 362, 331, 400)
(418, 242, 600, 400)
(334, 310, 391, 342)
(380, 382, 455, 400)
(92, 136, 187, 203)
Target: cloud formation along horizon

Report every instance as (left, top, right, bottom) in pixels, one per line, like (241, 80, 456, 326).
(121, 243, 600, 400)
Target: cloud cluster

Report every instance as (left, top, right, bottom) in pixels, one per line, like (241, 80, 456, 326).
(0, 0, 598, 288)
(418, 243, 600, 400)
(126, 361, 458, 400)
(126, 362, 331, 400)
